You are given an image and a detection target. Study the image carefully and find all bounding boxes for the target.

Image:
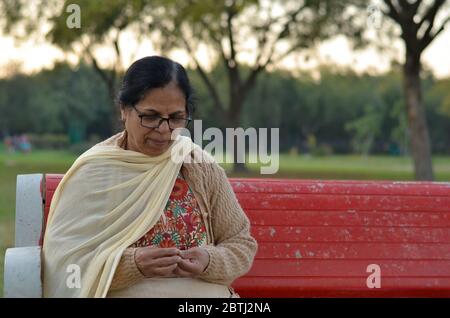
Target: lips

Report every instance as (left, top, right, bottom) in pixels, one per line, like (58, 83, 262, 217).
(148, 138, 168, 145)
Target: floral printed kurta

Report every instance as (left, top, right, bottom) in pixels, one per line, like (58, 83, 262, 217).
(130, 172, 207, 250)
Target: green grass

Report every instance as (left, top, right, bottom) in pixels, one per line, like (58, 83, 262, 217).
(222, 153, 450, 181)
(1, 150, 449, 297)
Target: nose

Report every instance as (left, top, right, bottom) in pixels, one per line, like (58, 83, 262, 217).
(156, 119, 171, 133)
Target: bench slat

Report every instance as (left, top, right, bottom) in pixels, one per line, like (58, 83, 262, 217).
(247, 259, 450, 276)
(230, 179, 450, 196)
(255, 242, 450, 259)
(236, 193, 450, 212)
(246, 210, 450, 227)
(252, 225, 450, 243)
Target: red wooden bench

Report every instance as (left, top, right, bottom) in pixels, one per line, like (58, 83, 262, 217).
(4, 173, 450, 297)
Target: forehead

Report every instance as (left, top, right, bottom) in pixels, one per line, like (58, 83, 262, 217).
(137, 82, 186, 113)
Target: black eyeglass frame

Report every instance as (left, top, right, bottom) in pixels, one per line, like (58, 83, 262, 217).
(132, 105, 192, 130)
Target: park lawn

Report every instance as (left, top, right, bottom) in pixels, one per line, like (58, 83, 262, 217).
(1, 150, 450, 297)
(224, 153, 450, 181)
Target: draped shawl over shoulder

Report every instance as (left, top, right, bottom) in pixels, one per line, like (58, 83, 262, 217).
(42, 134, 200, 297)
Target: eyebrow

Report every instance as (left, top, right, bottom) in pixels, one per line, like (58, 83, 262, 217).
(141, 108, 186, 116)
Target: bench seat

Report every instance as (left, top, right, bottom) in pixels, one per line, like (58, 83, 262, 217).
(4, 174, 450, 297)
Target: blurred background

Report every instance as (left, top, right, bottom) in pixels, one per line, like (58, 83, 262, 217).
(1, 0, 450, 296)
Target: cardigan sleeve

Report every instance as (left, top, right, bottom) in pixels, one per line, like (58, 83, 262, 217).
(108, 247, 145, 291)
(198, 163, 258, 285)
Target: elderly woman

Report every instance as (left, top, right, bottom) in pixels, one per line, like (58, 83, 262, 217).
(42, 56, 257, 298)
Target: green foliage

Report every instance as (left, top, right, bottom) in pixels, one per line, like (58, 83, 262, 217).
(47, 0, 149, 47)
(0, 62, 112, 140)
(1, 62, 450, 155)
(28, 134, 70, 150)
(345, 103, 383, 155)
(242, 65, 450, 155)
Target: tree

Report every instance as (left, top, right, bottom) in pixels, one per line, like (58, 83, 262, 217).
(380, 0, 450, 180)
(1, 0, 366, 171)
(150, 0, 366, 171)
(0, 0, 151, 133)
(47, 0, 153, 132)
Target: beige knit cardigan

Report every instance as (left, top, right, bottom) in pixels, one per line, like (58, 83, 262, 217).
(97, 131, 258, 293)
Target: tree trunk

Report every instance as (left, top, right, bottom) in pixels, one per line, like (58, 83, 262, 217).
(108, 87, 122, 134)
(91, 62, 121, 134)
(227, 108, 249, 174)
(403, 53, 434, 180)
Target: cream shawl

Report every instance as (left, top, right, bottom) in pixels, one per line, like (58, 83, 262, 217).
(42, 134, 198, 297)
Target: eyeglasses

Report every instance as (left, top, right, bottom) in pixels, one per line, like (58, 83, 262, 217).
(132, 106, 191, 130)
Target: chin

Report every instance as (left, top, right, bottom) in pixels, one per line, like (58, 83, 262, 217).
(143, 142, 168, 156)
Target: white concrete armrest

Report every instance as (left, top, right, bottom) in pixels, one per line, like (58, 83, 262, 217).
(15, 174, 43, 247)
(4, 246, 42, 298)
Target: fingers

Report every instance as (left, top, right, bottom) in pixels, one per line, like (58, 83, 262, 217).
(134, 247, 182, 278)
(150, 247, 180, 258)
(177, 258, 201, 273)
(151, 255, 182, 267)
(134, 247, 208, 278)
(174, 266, 194, 277)
(136, 247, 180, 262)
(180, 248, 197, 259)
(136, 258, 180, 277)
(153, 263, 178, 277)
(179, 247, 210, 273)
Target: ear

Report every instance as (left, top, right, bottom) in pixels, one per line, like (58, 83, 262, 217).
(120, 108, 128, 122)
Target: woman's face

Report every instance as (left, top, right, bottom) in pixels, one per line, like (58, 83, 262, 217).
(121, 81, 187, 157)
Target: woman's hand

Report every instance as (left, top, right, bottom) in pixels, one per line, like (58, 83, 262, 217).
(174, 247, 210, 277)
(134, 246, 182, 278)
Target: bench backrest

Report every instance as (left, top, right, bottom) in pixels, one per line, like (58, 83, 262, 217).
(38, 174, 450, 297)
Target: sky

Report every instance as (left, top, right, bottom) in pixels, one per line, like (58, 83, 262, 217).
(1, 7, 449, 79)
